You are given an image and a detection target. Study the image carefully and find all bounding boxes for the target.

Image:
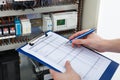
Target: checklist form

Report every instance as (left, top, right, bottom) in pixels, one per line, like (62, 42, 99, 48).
(17, 31, 119, 80)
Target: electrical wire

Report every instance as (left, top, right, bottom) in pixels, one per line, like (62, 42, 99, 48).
(22, 0, 37, 10)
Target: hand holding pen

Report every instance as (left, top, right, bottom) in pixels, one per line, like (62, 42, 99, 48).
(69, 28, 116, 52)
(67, 28, 96, 43)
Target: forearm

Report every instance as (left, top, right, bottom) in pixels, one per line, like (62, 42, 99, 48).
(101, 39, 120, 53)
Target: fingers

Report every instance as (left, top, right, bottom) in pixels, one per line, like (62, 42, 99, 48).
(50, 61, 73, 75)
(72, 39, 87, 45)
(69, 29, 89, 40)
(65, 61, 73, 72)
(71, 39, 89, 48)
(72, 43, 81, 48)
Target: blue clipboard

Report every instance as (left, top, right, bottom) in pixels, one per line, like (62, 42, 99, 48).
(17, 31, 119, 80)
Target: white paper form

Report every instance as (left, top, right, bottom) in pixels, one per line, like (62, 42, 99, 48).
(20, 32, 112, 80)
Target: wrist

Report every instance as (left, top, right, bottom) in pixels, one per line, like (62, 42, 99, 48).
(96, 39, 109, 52)
(100, 39, 114, 52)
(102, 39, 120, 53)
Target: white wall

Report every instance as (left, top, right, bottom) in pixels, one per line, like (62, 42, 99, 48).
(97, 0, 120, 63)
(83, 0, 120, 50)
(97, 0, 120, 39)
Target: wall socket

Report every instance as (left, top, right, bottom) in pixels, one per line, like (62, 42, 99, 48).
(0, 0, 6, 5)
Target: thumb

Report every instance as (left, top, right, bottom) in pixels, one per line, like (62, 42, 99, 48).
(49, 69, 55, 74)
(65, 61, 73, 72)
(49, 69, 61, 76)
(72, 39, 87, 45)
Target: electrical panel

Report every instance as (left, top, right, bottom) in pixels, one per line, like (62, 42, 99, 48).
(42, 14, 53, 32)
(0, 16, 31, 39)
(52, 11, 77, 32)
(42, 11, 77, 32)
(0, 0, 76, 11)
(21, 19, 31, 35)
(0, 0, 84, 80)
(0, 0, 81, 52)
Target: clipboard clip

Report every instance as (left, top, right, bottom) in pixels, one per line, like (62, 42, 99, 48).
(28, 32, 48, 46)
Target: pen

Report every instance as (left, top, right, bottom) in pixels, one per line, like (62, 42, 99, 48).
(67, 28, 96, 43)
